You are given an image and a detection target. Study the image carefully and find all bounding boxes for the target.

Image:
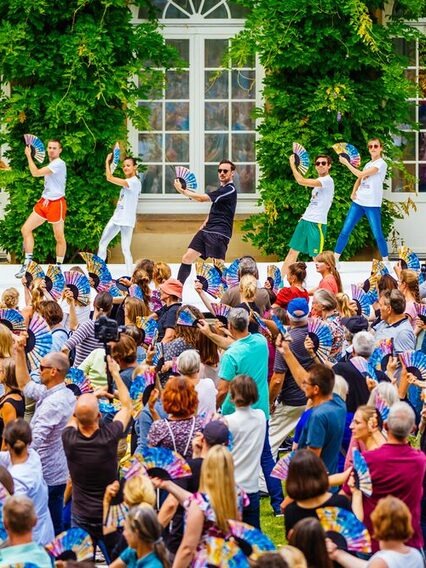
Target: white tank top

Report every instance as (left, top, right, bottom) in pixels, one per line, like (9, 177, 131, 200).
(367, 548, 424, 568)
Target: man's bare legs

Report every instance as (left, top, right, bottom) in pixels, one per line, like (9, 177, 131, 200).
(52, 220, 66, 263)
(15, 212, 46, 277)
(281, 249, 299, 282)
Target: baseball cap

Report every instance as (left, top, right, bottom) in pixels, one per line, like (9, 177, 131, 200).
(341, 316, 369, 334)
(287, 298, 309, 319)
(159, 278, 183, 299)
(203, 420, 230, 446)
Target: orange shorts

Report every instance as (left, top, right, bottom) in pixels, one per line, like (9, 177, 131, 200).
(34, 197, 67, 224)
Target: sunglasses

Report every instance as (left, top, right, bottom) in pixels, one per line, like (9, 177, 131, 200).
(39, 365, 53, 372)
(218, 168, 231, 173)
(315, 161, 328, 166)
(368, 144, 380, 149)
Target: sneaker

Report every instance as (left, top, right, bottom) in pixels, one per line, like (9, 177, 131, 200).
(15, 264, 28, 279)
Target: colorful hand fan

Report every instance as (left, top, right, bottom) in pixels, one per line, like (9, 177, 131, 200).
(251, 311, 272, 338)
(45, 264, 65, 301)
(140, 447, 192, 480)
(24, 133, 45, 164)
(316, 507, 371, 554)
(110, 142, 121, 175)
(25, 314, 52, 371)
(136, 317, 159, 345)
(65, 368, 94, 396)
(270, 451, 295, 481)
(64, 270, 91, 307)
(193, 537, 249, 568)
(266, 264, 282, 293)
(121, 454, 148, 480)
(332, 142, 361, 167)
(0, 308, 26, 334)
(371, 259, 389, 277)
(25, 260, 45, 286)
(375, 392, 390, 422)
(351, 284, 371, 317)
(99, 399, 121, 416)
(130, 369, 156, 417)
(46, 527, 93, 560)
(196, 262, 225, 299)
(128, 284, 144, 299)
(228, 520, 275, 559)
(362, 274, 379, 304)
(175, 166, 197, 191)
(223, 258, 240, 288)
(149, 289, 163, 312)
(414, 303, 426, 324)
(105, 501, 129, 528)
(369, 338, 394, 371)
(176, 307, 199, 327)
(80, 252, 114, 292)
(398, 246, 421, 272)
(352, 449, 372, 496)
(292, 142, 309, 175)
(350, 356, 377, 381)
(399, 350, 426, 382)
(211, 303, 232, 325)
(307, 318, 333, 362)
(271, 314, 288, 337)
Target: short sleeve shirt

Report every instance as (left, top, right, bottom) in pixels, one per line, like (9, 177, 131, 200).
(203, 183, 237, 239)
(275, 286, 309, 309)
(302, 175, 334, 224)
(42, 157, 67, 200)
(354, 158, 387, 208)
(157, 303, 181, 341)
(111, 175, 142, 227)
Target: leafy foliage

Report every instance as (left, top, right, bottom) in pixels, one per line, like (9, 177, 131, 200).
(0, 0, 179, 261)
(232, 0, 426, 259)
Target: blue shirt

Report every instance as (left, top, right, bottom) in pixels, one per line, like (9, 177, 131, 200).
(0, 542, 52, 567)
(120, 547, 163, 567)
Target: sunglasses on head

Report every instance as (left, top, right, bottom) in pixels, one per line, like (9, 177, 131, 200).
(315, 160, 328, 166)
(368, 143, 380, 149)
(218, 168, 231, 173)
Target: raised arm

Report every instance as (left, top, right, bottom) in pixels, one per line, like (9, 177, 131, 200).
(108, 356, 132, 429)
(289, 154, 322, 188)
(105, 152, 130, 188)
(339, 155, 379, 179)
(25, 146, 53, 178)
(15, 333, 32, 391)
(174, 179, 210, 202)
(197, 319, 234, 350)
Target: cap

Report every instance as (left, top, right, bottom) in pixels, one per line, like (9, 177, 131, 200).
(341, 315, 369, 334)
(287, 297, 309, 319)
(203, 420, 230, 446)
(159, 278, 183, 299)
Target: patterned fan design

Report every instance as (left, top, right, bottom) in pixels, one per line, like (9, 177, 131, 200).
(332, 142, 361, 167)
(130, 369, 156, 418)
(266, 264, 282, 293)
(211, 303, 232, 324)
(228, 520, 275, 559)
(121, 454, 148, 480)
(151, 342, 163, 367)
(196, 262, 225, 298)
(25, 260, 45, 286)
(371, 259, 389, 277)
(140, 447, 192, 480)
(350, 356, 377, 381)
(25, 314, 52, 371)
(65, 368, 94, 396)
(307, 318, 333, 362)
(271, 314, 288, 337)
(351, 284, 371, 317)
(24, 133, 45, 163)
(80, 252, 114, 292)
(45, 264, 65, 301)
(352, 449, 372, 496)
(414, 303, 426, 323)
(292, 142, 310, 175)
(375, 393, 390, 422)
(398, 246, 421, 272)
(316, 507, 371, 554)
(110, 142, 121, 175)
(369, 339, 394, 371)
(399, 350, 426, 382)
(128, 284, 144, 299)
(251, 311, 272, 338)
(64, 271, 91, 307)
(105, 502, 129, 528)
(223, 258, 240, 288)
(0, 308, 26, 334)
(99, 399, 121, 416)
(362, 274, 379, 304)
(46, 527, 93, 560)
(136, 317, 159, 345)
(270, 451, 296, 481)
(176, 307, 198, 327)
(193, 537, 249, 568)
(149, 289, 163, 312)
(175, 166, 197, 190)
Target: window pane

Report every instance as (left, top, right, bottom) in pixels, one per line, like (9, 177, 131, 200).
(232, 70, 256, 99)
(419, 133, 426, 161)
(139, 133, 163, 161)
(205, 133, 228, 161)
(205, 102, 229, 130)
(165, 133, 189, 162)
(232, 133, 255, 162)
(232, 101, 255, 130)
(205, 165, 220, 193)
(138, 102, 162, 131)
(419, 100, 426, 129)
(419, 69, 426, 97)
(166, 39, 189, 62)
(205, 39, 228, 67)
(419, 40, 426, 67)
(166, 70, 189, 99)
(205, 71, 229, 99)
(141, 165, 163, 194)
(165, 4, 190, 18)
(393, 38, 416, 66)
(419, 164, 426, 192)
(165, 102, 189, 130)
(404, 69, 416, 83)
(234, 164, 255, 193)
(205, 4, 228, 18)
(401, 132, 416, 160)
(391, 165, 416, 193)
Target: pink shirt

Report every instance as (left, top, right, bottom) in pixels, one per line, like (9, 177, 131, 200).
(319, 274, 339, 295)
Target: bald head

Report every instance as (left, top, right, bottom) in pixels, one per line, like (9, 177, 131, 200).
(75, 394, 100, 427)
(44, 352, 70, 376)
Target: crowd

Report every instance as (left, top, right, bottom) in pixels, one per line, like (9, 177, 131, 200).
(0, 249, 425, 567)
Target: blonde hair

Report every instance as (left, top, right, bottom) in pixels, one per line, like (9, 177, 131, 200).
(0, 324, 14, 358)
(336, 293, 355, 317)
(0, 288, 19, 310)
(125, 297, 150, 324)
(355, 404, 378, 425)
(30, 278, 45, 314)
(316, 251, 343, 293)
(124, 475, 156, 508)
(400, 269, 421, 303)
(279, 545, 308, 568)
(239, 274, 257, 302)
(153, 262, 172, 287)
(199, 446, 238, 534)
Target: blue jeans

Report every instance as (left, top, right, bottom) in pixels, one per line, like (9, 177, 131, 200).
(48, 483, 66, 536)
(243, 492, 260, 529)
(261, 422, 283, 513)
(334, 202, 388, 257)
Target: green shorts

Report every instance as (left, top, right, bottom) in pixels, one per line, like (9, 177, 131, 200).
(289, 218, 327, 257)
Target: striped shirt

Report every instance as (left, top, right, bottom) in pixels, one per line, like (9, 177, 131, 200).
(63, 319, 104, 367)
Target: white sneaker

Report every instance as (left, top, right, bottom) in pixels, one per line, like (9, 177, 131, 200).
(15, 264, 28, 279)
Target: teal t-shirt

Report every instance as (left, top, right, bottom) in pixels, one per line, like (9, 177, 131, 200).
(219, 333, 270, 419)
(120, 547, 164, 567)
(0, 542, 52, 567)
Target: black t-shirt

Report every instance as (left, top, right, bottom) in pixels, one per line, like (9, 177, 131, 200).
(203, 183, 237, 239)
(332, 361, 371, 414)
(62, 420, 124, 522)
(284, 493, 352, 536)
(157, 303, 181, 341)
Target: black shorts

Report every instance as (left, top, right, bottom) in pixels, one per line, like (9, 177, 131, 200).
(188, 230, 229, 260)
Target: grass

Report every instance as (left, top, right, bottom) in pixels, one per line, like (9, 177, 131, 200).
(259, 496, 287, 548)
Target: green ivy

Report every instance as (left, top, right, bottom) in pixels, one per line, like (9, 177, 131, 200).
(232, 0, 425, 259)
(0, 0, 180, 262)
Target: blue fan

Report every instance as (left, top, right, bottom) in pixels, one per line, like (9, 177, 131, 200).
(399, 350, 426, 382)
(307, 318, 333, 362)
(316, 507, 371, 554)
(65, 368, 94, 396)
(99, 399, 121, 416)
(293, 142, 310, 175)
(151, 342, 163, 367)
(371, 259, 389, 277)
(176, 307, 198, 327)
(193, 537, 249, 568)
(211, 303, 232, 325)
(25, 314, 52, 371)
(267, 264, 283, 293)
(24, 133, 45, 163)
(196, 262, 226, 299)
(414, 302, 426, 324)
(375, 393, 390, 422)
(0, 308, 26, 334)
(136, 317, 159, 346)
(130, 369, 156, 413)
(223, 258, 240, 288)
(351, 285, 371, 318)
(25, 260, 45, 286)
(46, 527, 93, 560)
(369, 339, 394, 371)
(398, 246, 421, 272)
(228, 520, 275, 559)
(80, 252, 114, 293)
(271, 450, 296, 481)
(129, 284, 144, 299)
(352, 449, 372, 496)
(105, 502, 129, 528)
(110, 142, 121, 175)
(140, 447, 192, 480)
(271, 314, 288, 337)
(45, 264, 65, 301)
(64, 270, 91, 307)
(175, 166, 198, 191)
(362, 274, 379, 304)
(121, 454, 147, 480)
(149, 289, 163, 312)
(350, 356, 377, 382)
(251, 311, 272, 338)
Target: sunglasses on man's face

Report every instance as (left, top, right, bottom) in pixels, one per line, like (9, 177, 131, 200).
(368, 144, 380, 149)
(218, 168, 231, 173)
(315, 161, 328, 166)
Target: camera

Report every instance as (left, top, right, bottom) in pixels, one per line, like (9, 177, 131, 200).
(94, 316, 125, 343)
(421, 263, 426, 275)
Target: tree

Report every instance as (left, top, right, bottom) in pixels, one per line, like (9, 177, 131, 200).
(231, 0, 424, 259)
(0, 0, 179, 262)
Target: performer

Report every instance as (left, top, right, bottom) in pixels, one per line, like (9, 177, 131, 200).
(175, 159, 237, 285)
(334, 138, 389, 266)
(16, 140, 67, 278)
(97, 154, 141, 275)
(281, 154, 335, 278)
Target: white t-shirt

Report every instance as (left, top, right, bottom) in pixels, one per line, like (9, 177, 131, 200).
(195, 378, 217, 417)
(42, 158, 66, 200)
(354, 157, 387, 207)
(225, 406, 266, 493)
(302, 174, 334, 225)
(111, 175, 142, 227)
(367, 548, 424, 568)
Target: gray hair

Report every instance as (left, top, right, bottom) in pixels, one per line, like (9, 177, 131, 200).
(386, 401, 415, 440)
(228, 308, 249, 332)
(313, 289, 337, 311)
(238, 256, 258, 279)
(353, 331, 376, 358)
(368, 382, 399, 408)
(177, 349, 200, 375)
(333, 374, 349, 401)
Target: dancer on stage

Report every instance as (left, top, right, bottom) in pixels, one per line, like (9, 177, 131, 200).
(334, 138, 390, 266)
(16, 140, 66, 278)
(174, 160, 237, 285)
(97, 154, 141, 275)
(281, 154, 335, 277)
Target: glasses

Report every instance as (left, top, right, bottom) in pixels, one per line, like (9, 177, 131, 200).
(39, 365, 54, 372)
(368, 144, 380, 149)
(315, 161, 327, 166)
(218, 168, 231, 173)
